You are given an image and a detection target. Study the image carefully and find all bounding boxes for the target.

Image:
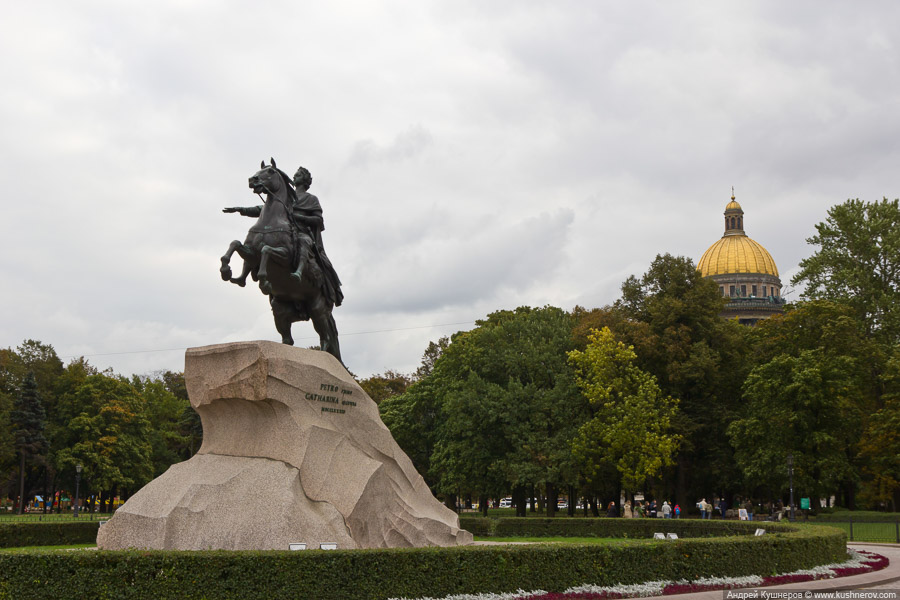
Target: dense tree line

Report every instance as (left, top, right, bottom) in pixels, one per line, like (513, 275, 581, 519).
(0, 342, 201, 513)
(376, 198, 900, 514)
(3, 198, 898, 516)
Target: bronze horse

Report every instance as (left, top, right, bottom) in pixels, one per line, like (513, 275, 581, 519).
(220, 160, 341, 361)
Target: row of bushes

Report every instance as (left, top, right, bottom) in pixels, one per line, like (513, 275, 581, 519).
(0, 520, 100, 548)
(458, 516, 792, 538)
(0, 520, 846, 600)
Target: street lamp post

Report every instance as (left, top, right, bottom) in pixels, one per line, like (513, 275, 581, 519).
(74, 464, 82, 518)
(787, 453, 795, 522)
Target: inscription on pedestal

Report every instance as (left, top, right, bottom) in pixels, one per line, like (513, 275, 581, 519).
(305, 382, 356, 414)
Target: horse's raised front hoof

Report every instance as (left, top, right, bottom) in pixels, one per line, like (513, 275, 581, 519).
(220, 266, 232, 281)
(230, 278, 246, 287)
(290, 272, 303, 283)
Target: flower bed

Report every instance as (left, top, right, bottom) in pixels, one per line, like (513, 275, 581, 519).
(387, 549, 887, 600)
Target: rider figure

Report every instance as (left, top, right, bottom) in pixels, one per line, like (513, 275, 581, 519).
(221, 165, 343, 308)
(291, 167, 343, 307)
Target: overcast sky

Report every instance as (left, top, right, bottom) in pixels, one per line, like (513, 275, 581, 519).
(1, 1, 898, 379)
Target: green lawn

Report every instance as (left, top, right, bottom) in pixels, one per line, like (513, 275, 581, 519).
(474, 536, 641, 544)
(796, 521, 900, 543)
(0, 543, 96, 552)
(0, 513, 105, 522)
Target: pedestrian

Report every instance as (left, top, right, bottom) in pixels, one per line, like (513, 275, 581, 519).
(635, 501, 644, 518)
(661, 501, 671, 519)
(624, 500, 633, 518)
(649, 500, 657, 518)
(719, 498, 727, 519)
(703, 499, 712, 519)
(674, 503, 681, 519)
(698, 498, 707, 520)
(606, 501, 617, 518)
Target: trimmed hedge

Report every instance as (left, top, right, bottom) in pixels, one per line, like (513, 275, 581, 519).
(459, 516, 794, 538)
(0, 521, 100, 548)
(0, 521, 846, 600)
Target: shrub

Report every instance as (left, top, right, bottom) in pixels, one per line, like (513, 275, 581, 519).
(0, 521, 846, 600)
(459, 516, 795, 538)
(0, 521, 100, 548)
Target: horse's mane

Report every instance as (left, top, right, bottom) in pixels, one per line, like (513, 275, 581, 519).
(271, 164, 297, 202)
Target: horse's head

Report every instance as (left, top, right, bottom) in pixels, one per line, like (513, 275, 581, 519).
(249, 158, 292, 198)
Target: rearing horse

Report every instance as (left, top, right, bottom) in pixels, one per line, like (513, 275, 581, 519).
(220, 159, 342, 362)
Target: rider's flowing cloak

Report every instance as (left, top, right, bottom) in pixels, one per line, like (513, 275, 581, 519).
(292, 191, 344, 308)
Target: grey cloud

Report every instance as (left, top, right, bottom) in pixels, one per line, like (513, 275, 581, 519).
(347, 126, 435, 169)
(348, 209, 574, 313)
(2, 1, 898, 378)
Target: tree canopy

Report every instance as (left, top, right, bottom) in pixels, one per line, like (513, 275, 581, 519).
(792, 198, 900, 344)
(569, 327, 680, 493)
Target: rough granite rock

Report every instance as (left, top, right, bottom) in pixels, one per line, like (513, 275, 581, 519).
(97, 341, 472, 550)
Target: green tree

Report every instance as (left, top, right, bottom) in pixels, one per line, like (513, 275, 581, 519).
(579, 254, 750, 505)
(378, 337, 454, 489)
(11, 372, 48, 513)
(858, 349, 900, 510)
(359, 370, 413, 405)
(728, 349, 863, 501)
(414, 336, 449, 380)
(0, 349, 18, 474)
(425, 306, 586, 516)
(792, 198, 900, 344)
(858, 397, 900, 511)
(54, 374, 153, 502)
(568, 328, 680, 494)
(132, 376, 190, 477)
(428, 372, 512, 513)
(743, 300, 883, 507)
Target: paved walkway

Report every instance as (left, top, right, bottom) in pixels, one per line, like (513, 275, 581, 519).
(641, 543, 900, 599)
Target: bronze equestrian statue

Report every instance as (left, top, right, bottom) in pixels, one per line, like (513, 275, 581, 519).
(220, 159, 343, 362)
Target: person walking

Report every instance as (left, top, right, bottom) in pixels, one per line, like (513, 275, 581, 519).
(674, 503, 681, 519)
(606, 501, 618, 518)
(624, 500, 633, 518)
(661, 501, 672, 519)
(698, 498, 707, 520)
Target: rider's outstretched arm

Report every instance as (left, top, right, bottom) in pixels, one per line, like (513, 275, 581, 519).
(222, 205, 263, 217)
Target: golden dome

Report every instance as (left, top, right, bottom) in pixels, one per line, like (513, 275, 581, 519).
(725, 199, 742, 211)
(698, 235, 779, 277)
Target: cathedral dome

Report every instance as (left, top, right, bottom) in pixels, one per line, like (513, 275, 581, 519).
(698, 192, 779, 277)
(698, 235, 779, 277)
(697, 192, 784, 325)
